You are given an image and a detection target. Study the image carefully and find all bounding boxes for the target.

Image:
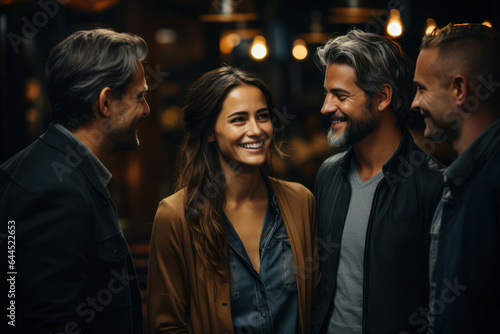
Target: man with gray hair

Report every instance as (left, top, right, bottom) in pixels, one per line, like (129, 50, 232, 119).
(1, 29, 149, 333)
(312, 29, 443, 334)
(412, 23, 500, 334)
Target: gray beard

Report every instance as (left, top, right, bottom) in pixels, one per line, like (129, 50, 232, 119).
(326, 116, 378, 150)
(327, 127, 349, 149)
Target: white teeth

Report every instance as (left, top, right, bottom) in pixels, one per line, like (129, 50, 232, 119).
(332, 119, 344, 125)
(240, 141, 264, 149)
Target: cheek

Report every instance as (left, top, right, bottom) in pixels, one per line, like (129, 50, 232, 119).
(263, 122, 274, 137)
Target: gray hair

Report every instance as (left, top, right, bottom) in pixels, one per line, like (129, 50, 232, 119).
(45, 28, 148, 128)
(316, 29, 414, 126)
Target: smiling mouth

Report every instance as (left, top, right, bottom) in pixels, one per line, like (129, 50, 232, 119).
(331, 116, 347, 125)
(239, 141, 264, 149)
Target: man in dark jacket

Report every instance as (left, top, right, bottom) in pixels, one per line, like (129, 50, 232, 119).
(1, 29, 149, 333)
(412, 23, 500, 334)
(312, 29, 443, 334)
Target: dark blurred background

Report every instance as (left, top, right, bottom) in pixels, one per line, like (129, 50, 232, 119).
(1, 0, 498, 317)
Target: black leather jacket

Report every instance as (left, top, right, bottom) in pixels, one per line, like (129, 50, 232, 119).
(313, 131, 444, 334)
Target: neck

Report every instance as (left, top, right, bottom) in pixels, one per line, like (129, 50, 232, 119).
(70, 121, 113, 163)
(352, 121, 402, 181)
(451, 108, 500, 155)
(222, 163, 267, 203)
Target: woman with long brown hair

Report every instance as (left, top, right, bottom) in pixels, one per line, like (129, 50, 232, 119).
(146, 66, 318, 334)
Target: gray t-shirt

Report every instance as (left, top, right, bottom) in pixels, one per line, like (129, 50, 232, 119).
(327, 159, 383, 334)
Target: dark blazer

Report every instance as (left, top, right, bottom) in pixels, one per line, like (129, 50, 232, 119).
(1, 124, 142, 333)
(313, 131, 444, 334)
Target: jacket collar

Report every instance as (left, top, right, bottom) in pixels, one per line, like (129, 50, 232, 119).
(40, 123, 111, 199)
(338, 129, 413, 176)
(444, 119, 500, 188)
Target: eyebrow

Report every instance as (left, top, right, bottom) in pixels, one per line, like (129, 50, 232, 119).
(413, 80, 425, 89)
(324, 87, 350, 95)
(227, 108, 269, 118)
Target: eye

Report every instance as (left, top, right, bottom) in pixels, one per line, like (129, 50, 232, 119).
(258, 112, 270, 120)
(230, 117, 246, 123)
(336, 94, 347, 101)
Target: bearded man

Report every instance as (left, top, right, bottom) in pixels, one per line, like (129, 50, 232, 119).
(312, 29, 443, 334)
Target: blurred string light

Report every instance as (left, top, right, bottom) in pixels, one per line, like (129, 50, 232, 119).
(250, 35, 267, 60)
(219, 33, 241, 54)
(425, 18, 437, 35)
(292, 39, 308, 61)
(386, 9, 403, 38)
(482, 20, 493, 28)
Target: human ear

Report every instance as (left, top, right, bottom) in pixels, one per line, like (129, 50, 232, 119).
(97, 87, 113, 118)
(376, 84, 393, 112)
(451, 75, 468, 108)
(208, 132, 215, 142)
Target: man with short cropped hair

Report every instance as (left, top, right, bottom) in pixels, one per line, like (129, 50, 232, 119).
(412, 23, 500, 334)
(313, 29, 443, 334)
(0, 28, 149, 333)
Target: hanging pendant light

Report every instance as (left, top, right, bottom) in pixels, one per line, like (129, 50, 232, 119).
(200, 0, 258, 23)
(328, 0, 384, 24)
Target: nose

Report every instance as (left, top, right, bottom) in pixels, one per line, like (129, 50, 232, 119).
(321, 94, 338, 116)
(247, 118, 264, 138)
(143, 99, 151, 118)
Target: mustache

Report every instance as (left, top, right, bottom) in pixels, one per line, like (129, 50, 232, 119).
(329, 113, 348, 123)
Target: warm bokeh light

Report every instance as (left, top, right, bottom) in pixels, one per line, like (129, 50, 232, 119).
(425, 18, 437, 35)
(155, 29, 177, 45)
(292, 39, 308, 60)
(483, 20, 493, 28)
(219, 33, 241, 54)
(386, 9, 403, 38)
(250, 36, 267, 60)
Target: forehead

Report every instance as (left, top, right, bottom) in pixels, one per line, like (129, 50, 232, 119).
(324, 63, 359, 89)
(415, 48, 439, 78)
(127, 61, 147, 91)
(222, 85, 267, 107)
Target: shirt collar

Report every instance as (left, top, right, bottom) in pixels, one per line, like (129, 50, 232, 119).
(444, 119, 500, 187)
(53, 123, 112, 187)
(261, 171, 279, 212)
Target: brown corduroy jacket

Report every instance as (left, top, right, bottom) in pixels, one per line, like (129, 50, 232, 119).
(146, 177, 319, 334)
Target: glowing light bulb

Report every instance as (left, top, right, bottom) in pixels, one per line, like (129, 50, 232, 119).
(292, 39, 308, 60)
(425, 18, 437, 35)
(386, 9, 403, 38)
(250, 36, 267, 60)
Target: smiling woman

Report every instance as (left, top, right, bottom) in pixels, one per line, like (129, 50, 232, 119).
(209, 84, 274, 171)
(146, 66, 319, 334)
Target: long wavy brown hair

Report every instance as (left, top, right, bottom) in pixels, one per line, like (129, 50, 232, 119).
(176, 66, 285, 280)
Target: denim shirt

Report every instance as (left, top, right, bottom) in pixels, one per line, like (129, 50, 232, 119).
(224, 175, 298, 334)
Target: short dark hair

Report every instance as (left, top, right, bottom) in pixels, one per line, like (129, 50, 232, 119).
(421, 23, 500, 103)
(45, 28, 148, 128)
(316, 29, 414, 127)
